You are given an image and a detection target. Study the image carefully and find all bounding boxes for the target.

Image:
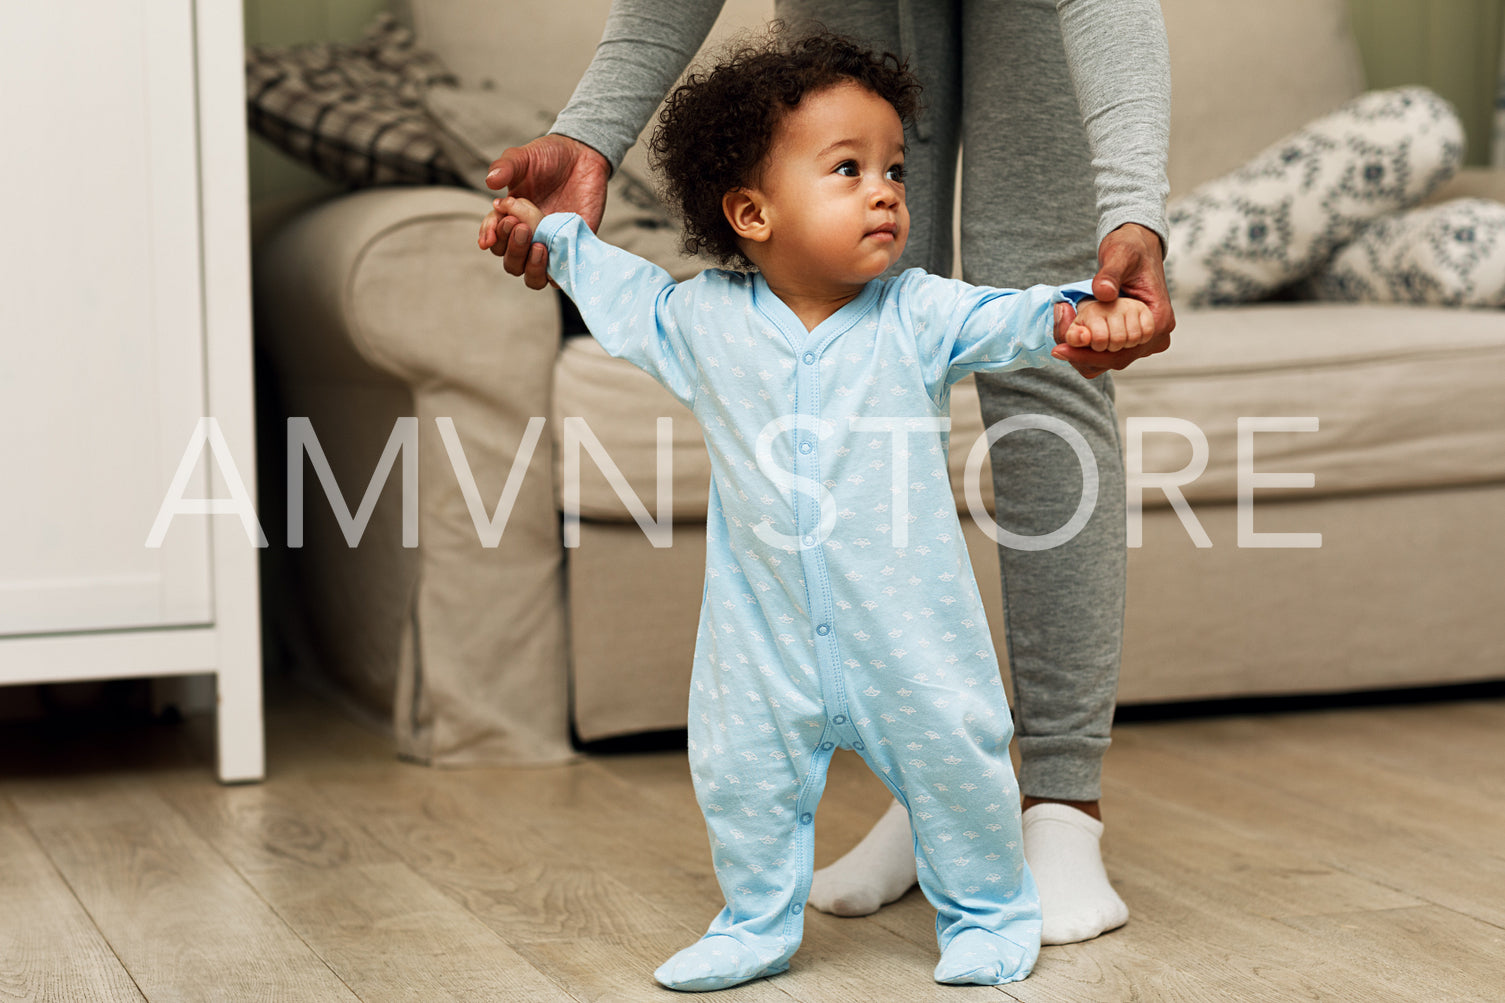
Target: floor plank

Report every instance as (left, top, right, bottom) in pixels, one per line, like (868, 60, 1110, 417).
(0, 796, 146, 1003)
(314, 766, 690, 947)
(513, 932, 801, 1003)
(239, 861, 573, 1003)
(1270, 700, 1505, 800)
(4, 781, 360, 1003)
(1112, 709, 1505, 928)
(159, 777, 574, 1003)
(1098, 783, 1423, 921)
(1, 682, 1500, 1001)
(447, 755, 1010, 1001)
(1276, 906, 1505, 1003)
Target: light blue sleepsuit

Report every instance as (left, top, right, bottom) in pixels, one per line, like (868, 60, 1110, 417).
(534, 212, 1092, 991)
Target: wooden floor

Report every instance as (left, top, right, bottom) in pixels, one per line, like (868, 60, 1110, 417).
(2, 682, 1503, 1002)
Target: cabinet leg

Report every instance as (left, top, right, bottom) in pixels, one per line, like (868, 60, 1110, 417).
(215, 657, 264, 784)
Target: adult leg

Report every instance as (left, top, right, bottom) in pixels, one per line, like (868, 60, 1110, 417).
(775, 0, 960, 276)
(777, 0, 966, 919)
(960, 0, 1129, 945)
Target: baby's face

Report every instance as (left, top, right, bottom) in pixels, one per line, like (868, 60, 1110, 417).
(750, 82, 909, 289)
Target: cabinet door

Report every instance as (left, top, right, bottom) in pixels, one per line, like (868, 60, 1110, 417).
(0, 0, 214, 636)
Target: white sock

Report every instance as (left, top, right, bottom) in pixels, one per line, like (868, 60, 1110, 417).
(808, 800, 917, 917)
(1022, 803, 1129, 945)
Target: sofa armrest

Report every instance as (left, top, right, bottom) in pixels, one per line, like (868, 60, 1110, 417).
(254, 185, 563, 386)
(254, 186, 576, 766)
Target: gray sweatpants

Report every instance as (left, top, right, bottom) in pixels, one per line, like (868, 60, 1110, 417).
(782, 0, 1124, 801)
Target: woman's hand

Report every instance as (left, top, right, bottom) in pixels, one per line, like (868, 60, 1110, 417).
(479, 196, 549, 279)
(481, 135, 611, 289)
(1051, 223, 1176, 378)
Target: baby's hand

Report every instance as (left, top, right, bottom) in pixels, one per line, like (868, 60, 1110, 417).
(478, 195, 546, 256)
(1064, 296, 1155, 352)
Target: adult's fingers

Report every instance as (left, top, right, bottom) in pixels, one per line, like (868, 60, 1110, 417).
(1091, 266, 1122, 303)
(485, 146, 530, 192)
(524, 244, 550, 290)
(1053, 330, 1172, 374)
(486, 215, 515, 258)
(500, 224, 551, 288)
(502, 221, 533, 276)
(1092, 231, 1143, 302)
(1096, 223, 1177, 338)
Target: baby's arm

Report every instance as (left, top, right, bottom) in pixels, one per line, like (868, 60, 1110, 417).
(908, 274, 1096, 398)
(481, 198, 699, 408)
(1062, 296, 1155, 353)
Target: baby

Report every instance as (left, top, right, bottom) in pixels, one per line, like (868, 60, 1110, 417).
(480, 30, 1152, 992)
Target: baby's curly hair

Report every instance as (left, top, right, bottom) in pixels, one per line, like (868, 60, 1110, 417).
(649, 26, 922, 269)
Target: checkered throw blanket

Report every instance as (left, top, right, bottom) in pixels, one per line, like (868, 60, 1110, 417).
(247, 14, 463, 187)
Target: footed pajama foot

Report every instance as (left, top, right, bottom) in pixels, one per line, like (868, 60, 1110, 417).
(654, 935, 789, 992)
(933, 927, 1036, 986)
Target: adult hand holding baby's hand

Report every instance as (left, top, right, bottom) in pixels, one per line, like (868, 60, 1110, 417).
(481, 134, 611, 289)
(479, 196, 547, 278)
(1052, 222, 1175, 379)
(1051, 295, 1155, 379)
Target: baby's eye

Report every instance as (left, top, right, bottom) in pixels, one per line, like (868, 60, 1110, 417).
(836, 161, 860, 177)
(886, 163, 906, 183)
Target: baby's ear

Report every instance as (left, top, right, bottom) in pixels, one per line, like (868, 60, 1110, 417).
(723, 188, 771, 244)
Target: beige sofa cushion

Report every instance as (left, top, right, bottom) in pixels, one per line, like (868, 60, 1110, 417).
(555, 303, 1505, 521)
(1108, 304, 1505, 503)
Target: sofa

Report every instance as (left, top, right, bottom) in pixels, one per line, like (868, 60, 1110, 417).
(253, 0, 1505, 767)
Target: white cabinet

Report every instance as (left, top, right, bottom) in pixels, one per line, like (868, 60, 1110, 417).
(0, 0, 264, 782)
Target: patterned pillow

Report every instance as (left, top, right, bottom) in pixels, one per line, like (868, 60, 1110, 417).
(1301, 198, 1505, 308)
(1166, 87, 1465, 306)
(246, 14, 463, 187)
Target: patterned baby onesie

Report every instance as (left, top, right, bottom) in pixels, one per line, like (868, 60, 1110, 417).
(533, 212, 1092, 989)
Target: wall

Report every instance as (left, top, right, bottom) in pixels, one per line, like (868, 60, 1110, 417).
(1349, 0, 1504, 166)
(241, 0, 1505, 215)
